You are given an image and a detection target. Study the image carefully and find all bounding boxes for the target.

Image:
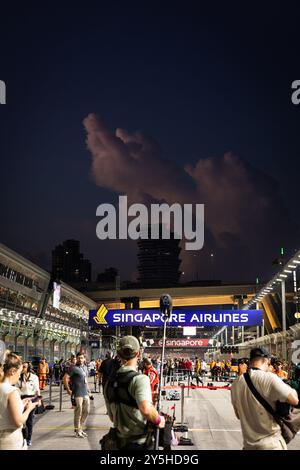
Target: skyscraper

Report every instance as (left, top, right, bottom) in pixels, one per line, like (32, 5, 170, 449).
(137, 226, 181, 287)
(52, 239, 91, 284)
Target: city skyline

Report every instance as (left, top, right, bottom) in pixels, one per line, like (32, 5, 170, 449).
(1, 4, 300, 284)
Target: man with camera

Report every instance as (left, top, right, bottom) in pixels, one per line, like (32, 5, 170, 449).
(231, 347, 298, 450)
(103, 335, 165, 450)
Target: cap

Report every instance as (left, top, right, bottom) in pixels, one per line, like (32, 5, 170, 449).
(117, 336, 140, 360)
(250, 347, 270, 360)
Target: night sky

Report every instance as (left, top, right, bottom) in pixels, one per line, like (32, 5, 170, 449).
(1, 3, 300, 284)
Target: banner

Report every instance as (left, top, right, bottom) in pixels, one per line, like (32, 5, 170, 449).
(89, 306, 262, 327)
(152, 338, 210, 348)
(53, 282, 61, 309)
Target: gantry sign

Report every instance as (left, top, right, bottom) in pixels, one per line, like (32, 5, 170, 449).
(89, 305, 263, 327)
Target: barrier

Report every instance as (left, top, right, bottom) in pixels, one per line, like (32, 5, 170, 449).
(163, 382, 231, 446)
(181, 385, 185, 424)
(59, 379, 63, 412)
(176, 384, 193, 446)
(44, 376, 55, 410)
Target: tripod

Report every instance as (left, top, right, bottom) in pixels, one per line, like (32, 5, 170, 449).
(155, 294, 172, 450)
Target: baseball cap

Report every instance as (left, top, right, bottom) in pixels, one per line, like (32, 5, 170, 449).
(250, 347, 270, 360)
(117, 336, 141, 360)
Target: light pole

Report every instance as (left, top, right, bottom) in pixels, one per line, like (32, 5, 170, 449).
(293, 269, 299, 323)
(210, 253, 214, 280)
(256, 301, 260, 340)
(281, 279, 287, 360)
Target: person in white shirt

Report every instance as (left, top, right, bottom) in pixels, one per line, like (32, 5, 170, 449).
(201, 360, 207, 376)
(0, 353, 38, 450)
(18, 362, 40, 446)
(231, 347, 298, 450)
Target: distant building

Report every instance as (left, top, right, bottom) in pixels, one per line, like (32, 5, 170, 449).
(137, 226, 181, 287)
(0, 241, 96, 361)
(52, 240, 91, 285)
(97, 267, 118, 283)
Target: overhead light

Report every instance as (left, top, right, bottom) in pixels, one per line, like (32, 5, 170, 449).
(293, 260, 300, 264)
(279, 274, 288, 278)
(288, 265, 297, 269)
(276, 278, 282, 282)
(284, 270, 292, 273)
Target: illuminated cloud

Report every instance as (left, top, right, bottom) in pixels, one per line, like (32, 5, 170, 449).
(83, 114, 298, 281)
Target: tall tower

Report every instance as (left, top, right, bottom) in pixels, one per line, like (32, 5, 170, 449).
(52, 239, 91, 284)
(137, 226, 181, 287)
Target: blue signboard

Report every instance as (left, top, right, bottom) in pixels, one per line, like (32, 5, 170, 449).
(89, 305, 262, 327)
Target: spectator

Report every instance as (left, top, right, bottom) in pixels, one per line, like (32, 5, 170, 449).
(192, 358, 203, 387)
(53, 360, 61, 384)
(88, 359, 96, 376)
(238, 359, 248, 376)
(143, 358, 159, 400)
(63, 355, 76, 408)
(98, 352, 121, 392)
(201, 359, 207, 377)
(273, 361, 288, 381)
(64, 352, 91, 438)
(17, 362, 40, 446)
(0, 353, 38, 450)
(185, 358, 193, 380)
(37, 358, 49, 391)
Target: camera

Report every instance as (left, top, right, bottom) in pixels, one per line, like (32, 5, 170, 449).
(160, 294, 172, 320)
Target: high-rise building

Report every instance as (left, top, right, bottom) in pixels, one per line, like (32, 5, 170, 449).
(137, 226, 181, 287)
(52, 239, 91, 284)
(97, 267, 118, 283)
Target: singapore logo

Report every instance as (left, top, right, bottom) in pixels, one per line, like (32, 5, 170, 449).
(96, 196, 204, 251)
(0, 80, 6, 104)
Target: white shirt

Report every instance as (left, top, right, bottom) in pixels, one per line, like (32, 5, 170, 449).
(18, 373, 40, 396)
(0, 382, 24, 430)
(231, 369, 292, 448)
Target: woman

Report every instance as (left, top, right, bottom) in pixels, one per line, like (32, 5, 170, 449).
(0, 352, 38, 450)
(18, 362, 40, 446)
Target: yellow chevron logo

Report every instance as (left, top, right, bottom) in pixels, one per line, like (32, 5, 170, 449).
(93, 304, 108, 324)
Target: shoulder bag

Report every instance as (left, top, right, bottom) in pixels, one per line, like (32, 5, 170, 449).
(244, 371, 300, 444)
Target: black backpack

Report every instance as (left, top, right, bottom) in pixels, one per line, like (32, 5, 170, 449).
(104, 370, 139, 408)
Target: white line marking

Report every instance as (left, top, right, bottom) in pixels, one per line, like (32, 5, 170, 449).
(189, 428, 242, 432)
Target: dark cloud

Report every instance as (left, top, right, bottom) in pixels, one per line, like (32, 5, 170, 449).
(83, 114, 298, 282)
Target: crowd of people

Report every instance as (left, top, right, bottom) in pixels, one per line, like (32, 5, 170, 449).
(1, 340, 300, 451)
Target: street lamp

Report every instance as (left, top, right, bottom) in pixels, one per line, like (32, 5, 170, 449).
(210, 253, 214, 279)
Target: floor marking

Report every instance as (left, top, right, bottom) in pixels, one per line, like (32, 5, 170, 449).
(35, 425, 241, 433)
(185, 398, 229, 401)
(189, 428, 242, 432)
(34, 426, 110, 430)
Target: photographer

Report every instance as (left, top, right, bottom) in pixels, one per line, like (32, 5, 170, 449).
(103, 336, 165, 450)
(231, 347, 298, 450)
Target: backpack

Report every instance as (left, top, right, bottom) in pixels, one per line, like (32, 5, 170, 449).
(104, 370, 140, 408)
